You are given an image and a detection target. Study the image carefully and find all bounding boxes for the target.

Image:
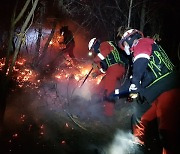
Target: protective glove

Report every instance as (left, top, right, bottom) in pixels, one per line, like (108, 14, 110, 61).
(91, 72, 97, 78)
(129, 93, 139, 99)
(104, 89, 120, 102)
(92, 62, 98, 69)
(129, 83, 138, 91)
(129, 84, 139, 99)
(105, 89, 130, 102)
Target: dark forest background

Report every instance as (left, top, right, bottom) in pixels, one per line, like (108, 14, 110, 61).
(0, 0, 180, 58)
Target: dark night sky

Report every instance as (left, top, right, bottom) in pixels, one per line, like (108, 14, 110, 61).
(157, 0, 180, 65)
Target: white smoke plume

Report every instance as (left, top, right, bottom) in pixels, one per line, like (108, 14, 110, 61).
(106, 130, 136, 154)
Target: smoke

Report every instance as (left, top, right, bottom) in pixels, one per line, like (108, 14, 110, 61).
(105, 130, 136, 154)
(73, 82, 92, 101)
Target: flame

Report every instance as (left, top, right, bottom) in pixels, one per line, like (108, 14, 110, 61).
(0, 56, 104, 90)
(16, 58, 26, 65)
(55, 75, 62, 79)
(54, 61, 104, 87)
(0, 57, 40, 88)
(20, 114, 26, 122)
(47, 33, 66, 50)
(81, 69, 89, 76)
(61, 140, 66, 144)
(12, 133, 18, 138)
(74, 75, 80, 81)
(65, 123, 69, 128)
(0, 58, 5, 70)
(40, 124, 44, 135)
(96, 75, 104, 84)
(49, 41, 53, 45)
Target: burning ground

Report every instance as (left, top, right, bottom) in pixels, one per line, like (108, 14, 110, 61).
(0, 54, 137, 154)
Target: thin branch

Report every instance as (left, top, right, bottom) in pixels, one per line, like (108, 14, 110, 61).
(8, 0, 39, 77)
(13, 0, 31, 25)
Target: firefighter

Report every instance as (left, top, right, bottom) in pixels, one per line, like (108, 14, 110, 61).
(118, 29, 180, 153)
(88, 38, 126, 117)
(59, 26, 75, 59)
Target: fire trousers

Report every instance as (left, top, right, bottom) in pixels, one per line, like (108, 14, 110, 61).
(132, 88, 180, 154)
(92, 64, 125, 117)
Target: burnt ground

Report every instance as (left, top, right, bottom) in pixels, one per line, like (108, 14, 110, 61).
(0, 78, 162, 154)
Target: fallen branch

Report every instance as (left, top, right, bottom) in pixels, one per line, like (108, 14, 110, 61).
(64, 110, 87, 131)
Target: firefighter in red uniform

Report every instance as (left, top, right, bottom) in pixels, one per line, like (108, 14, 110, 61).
(88, 38, 126, 117)
(118, 29, 180, 154)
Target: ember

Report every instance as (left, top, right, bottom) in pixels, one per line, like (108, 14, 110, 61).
(0, 57, 40, 88)
(61, 140, 66, 144)
(12, 133, 18, 138)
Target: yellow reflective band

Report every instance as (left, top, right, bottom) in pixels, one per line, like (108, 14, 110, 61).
(146, 72, 172, 88)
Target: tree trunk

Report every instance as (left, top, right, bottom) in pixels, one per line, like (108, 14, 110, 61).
(42, 19, 57, 55)
(4, 0, 31, 75)
(127, 0, 133, 28)
(0, 0, 39, 130)
(8, 0, 39, 77)
(140, 0, 146, 32)
(37, 19, 57, 66)
(33, 5, 44, 66)
(3, 5, 17, 75)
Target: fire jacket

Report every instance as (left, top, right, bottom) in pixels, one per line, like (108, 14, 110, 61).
(130, 38, 180, 103)
(94, 41, 125, 72)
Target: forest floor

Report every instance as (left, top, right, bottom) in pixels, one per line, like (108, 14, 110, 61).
(0, 77, 137, 154)
(0, 58, 162, 154)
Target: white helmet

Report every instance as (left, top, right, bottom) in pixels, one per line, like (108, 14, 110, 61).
(122, 29, 137, 39)
(88, 38, 97, 50)
(118, 29, 143, 50)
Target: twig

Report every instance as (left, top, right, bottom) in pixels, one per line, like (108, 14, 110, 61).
(64, 110, 87, 131)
